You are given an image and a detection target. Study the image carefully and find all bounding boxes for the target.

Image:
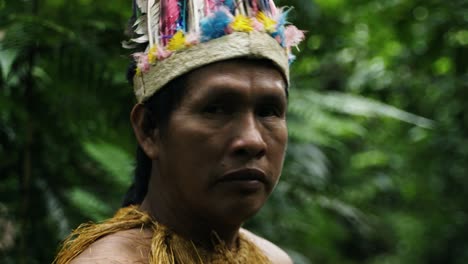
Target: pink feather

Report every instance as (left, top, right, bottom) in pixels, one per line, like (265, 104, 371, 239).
(185, 31, 200, 45)
(205, 0, 216, 15)
(251, 17, 264, 31)
(268, 0, 277, 16)
(284, 25, 305, 48)
(161, 0, 180, 44)
(157, 46, 173, 59)
(133, 52, 151, 73)
(251, 0, 258, 14)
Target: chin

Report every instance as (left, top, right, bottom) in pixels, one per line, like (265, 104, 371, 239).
(213, 194, 268, 227)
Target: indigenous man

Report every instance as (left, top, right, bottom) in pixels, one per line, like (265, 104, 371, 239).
(54, 0, 304, 263)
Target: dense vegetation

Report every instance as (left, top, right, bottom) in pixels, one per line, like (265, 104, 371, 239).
(1, 0, 467, 263)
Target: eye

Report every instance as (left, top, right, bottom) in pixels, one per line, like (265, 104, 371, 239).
(256, 104, 283, 117)
(202, 103, 230, 115)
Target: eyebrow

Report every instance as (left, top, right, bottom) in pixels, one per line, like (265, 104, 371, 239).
(197, 82, 287, 99)
(197, 88, 287, 110)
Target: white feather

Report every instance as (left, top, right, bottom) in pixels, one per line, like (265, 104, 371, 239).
(131, 35, 150, 43)
(136, 0, 148, 13)
(189, 0, 204, 33)
(237, 0, 247, 16)
(149, 0, 160, 46)
(122, 40, 139, 49)
(187, 0, 195, 32)
(147, 0, 161, 47)
(134, 16, 148, 35)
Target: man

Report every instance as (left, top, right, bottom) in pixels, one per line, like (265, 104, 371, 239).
(55, 0, 303, 263)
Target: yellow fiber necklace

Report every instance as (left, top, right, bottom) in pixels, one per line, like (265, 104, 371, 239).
(54, 206, 271, 264)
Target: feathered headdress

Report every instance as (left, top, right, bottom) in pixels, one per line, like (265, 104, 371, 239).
(124, 0, 305, 102)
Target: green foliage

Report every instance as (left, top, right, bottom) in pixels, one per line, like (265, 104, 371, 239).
(82, 141, 133, 188)
(1, 0, 467, 263)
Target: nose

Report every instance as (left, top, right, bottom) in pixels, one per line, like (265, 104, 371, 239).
(229, 113, 267, 159)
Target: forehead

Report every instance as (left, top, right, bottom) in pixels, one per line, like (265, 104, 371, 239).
(183, 59, 287, 99)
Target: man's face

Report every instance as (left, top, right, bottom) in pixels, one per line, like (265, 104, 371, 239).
(154, 59, 288, 227)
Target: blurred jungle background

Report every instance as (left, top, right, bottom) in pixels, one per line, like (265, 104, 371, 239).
(1, 0, 467, 263)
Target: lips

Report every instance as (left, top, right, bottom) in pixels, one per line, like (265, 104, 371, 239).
(218, 168, 267, 184)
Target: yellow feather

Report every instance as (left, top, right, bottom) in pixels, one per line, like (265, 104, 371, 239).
(231, 15, 254, 32)
(148, 45, 158, 63)
(256, 12, 276, 33)
(167, 31, 187, 51)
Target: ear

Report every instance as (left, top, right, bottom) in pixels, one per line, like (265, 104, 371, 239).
(130, 103, 160, 160)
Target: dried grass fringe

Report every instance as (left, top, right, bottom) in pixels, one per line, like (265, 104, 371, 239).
(53, 206, 271, 264)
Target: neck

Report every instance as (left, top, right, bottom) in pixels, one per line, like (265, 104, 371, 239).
(139, 171, 241, 250)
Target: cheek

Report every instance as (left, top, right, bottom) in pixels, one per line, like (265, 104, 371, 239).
(162, 123, 223, 179)
(271, 122, 288, 153)
(267, 124, 288, 171)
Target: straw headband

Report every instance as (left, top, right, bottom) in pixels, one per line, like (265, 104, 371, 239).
(124, 0, 304, 102)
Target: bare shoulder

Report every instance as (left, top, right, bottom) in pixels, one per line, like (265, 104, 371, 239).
(240, 228, 293, 264)
(70, 228, 152, 264)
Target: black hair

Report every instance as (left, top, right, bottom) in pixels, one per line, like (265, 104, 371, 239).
(121, 63, 188, 207)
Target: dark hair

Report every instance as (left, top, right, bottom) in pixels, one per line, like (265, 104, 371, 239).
(122, 63, 188, 206)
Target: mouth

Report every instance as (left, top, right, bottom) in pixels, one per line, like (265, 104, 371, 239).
(218, 168, 267, 184)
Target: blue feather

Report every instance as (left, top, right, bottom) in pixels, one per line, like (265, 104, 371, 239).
(288, 53, 296, 64)
(277, 8, 291, 28)
(179, 0, 186, 31)
(260, 0, 270, 13)
(270, 7, 291, 46)
(200, 10, 233, 42)
(224, 0, 235, 13)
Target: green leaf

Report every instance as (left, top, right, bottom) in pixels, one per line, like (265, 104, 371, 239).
(0, 49, 19, 80)
(67, 188, 112, 221)
(82, 141, 133, 188)
(351, 150, 390, 169)
(293, 90, 435, 129)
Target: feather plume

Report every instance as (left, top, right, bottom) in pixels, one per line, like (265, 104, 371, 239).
(189, 0, 205, 33)
(250, 0, 258, 14)
(167, 30, 187, 51)
(236, 0, 248, 16)
(136, 0, 148, 13)
(224, 0, 235, 13)
(284, 25, 305, 49)
(187, 0, 196, 32)
(134, 16, 148, 35)
(288, 52, 296, 64)
(185, 31, 200, 45)
(256, 11, 276, 33)
(161, 0, 180, 44)
(200, 8, 233, 42)
(258, 0, 270, 14)
(230, 14, 253, 32)
(180, 0, 187, 31)
(157, 46, 172, 59)
(122, 40, 138, 49)
(274, 6, 290, 27)
(131, 35, 150, 43)
(148, 45, 158, 63)
(205, 0, 216, 15)
(133, 52, 151, 74)
(268, 7, 291, 46)
(147, 0, 161, 47)
(268, 0, 277, 16)
(251, 17, 264, 31)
